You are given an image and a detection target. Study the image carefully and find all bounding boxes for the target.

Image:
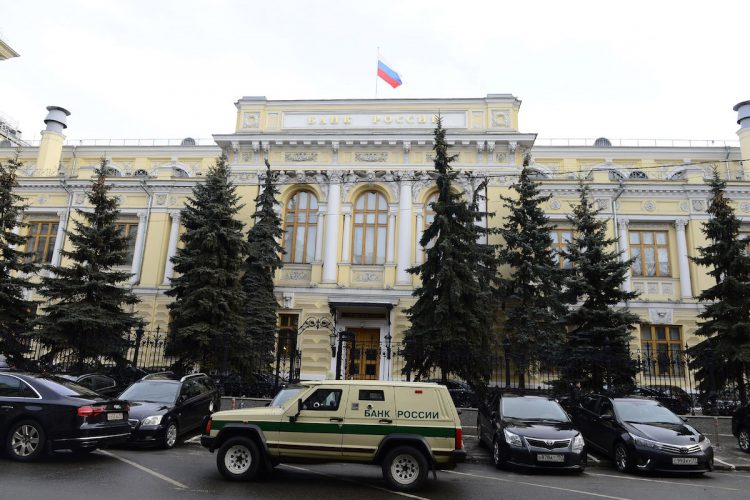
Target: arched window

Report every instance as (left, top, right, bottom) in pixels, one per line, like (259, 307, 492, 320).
(352, 191, 388, 265)
(283, 190, 318, 264)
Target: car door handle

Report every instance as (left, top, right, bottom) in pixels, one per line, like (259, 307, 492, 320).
(329, 417, 344, 422)
(379, 419, 392, 424)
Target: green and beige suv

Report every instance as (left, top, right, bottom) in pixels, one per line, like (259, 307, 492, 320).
(201, 380, 466, 492)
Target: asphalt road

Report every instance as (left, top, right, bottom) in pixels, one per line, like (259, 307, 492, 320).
(3, 444, 750, 500)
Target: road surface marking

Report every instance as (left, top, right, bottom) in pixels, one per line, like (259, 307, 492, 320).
(280, 464, 428, 499)
(586, 472, 740, 492)
(714, 457, 736, 470)
(443, 470, 628, 499)
(97, 450, 188, 489)
(587, 454, 601, 463)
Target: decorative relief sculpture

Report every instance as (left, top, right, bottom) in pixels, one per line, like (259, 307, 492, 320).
(492, 111, 508, 127)
(155, 194, 167, 206)
(242, 112, 260, 129)
(284, 152, 318, 162)
(642, 200, 656, 212)
(740, 202, 750, 213)
(284, 270, 310, 281)
(596, 199, 611, 211)
(549, 198, 561, 210)
(352, 271, 382, 283)
(355, 152, 388, 162)
(679, 201, 690, 213)
(691, 200, 706, 212)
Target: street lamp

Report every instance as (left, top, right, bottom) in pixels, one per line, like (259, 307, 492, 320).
(503, 336, 511, 389)
(329, 331, 337, 358)
(384, 332, 392, 360)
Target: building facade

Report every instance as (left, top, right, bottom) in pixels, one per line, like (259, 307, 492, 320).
(3, 95, 750, 382)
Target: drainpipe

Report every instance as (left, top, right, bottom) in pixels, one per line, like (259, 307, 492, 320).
(611, 180, 626, 254)
(132, 179, 153, 286)
(58, 179, 74, 257)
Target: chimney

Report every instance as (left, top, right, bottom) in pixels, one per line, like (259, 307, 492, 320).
(37, 106, 70, 173)
(734, 100, 750, 179)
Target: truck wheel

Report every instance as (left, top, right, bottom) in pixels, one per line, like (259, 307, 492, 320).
(382, 445, 429, 492)
(217, 437, 261, 481)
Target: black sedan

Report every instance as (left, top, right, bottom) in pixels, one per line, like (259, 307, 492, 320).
(572, 394, 713, 473)
(477, 393, 586, 471)
(731, 403, 750, 453)
(120, 372, 220, 449)
(0, 372, 131, 461)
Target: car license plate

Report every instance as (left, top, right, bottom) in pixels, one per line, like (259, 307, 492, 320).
(672, 457, 698, 465)
(107, 412, 124, 421)
(537, 454, 565, 463)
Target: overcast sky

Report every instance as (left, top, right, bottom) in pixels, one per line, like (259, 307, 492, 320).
(1, 0, 748, 143)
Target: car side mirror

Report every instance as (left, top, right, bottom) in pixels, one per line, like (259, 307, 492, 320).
(178, 394, 188, 404)
(289, 398, 303, 423)
(490, 411, 498, 421)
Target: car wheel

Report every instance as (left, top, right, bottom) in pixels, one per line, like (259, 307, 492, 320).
(6, 420, 46, 462)
(163, 422, 178, 449)
(382, 445, 429, 492)
(217, 437, 261, 481)
(738, 428, 750, 453)
(492, 437, 506, 469)
(613, 442, 632, 473)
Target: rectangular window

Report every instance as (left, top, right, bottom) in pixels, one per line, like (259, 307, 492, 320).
(550, 229, 573, 269)
(359, 389, 385, 401)
(26, 221, 58, 263)
(277, 313, 299, 354)
(116, 222, 139, 265)
(640, 324, 684, 376)
(629, 230, 671, 277)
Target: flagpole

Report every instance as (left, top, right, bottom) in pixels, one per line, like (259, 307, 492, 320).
(375, 46, 379, 99)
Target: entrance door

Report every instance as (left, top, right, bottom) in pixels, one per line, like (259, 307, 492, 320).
(346, 329, 381, 380)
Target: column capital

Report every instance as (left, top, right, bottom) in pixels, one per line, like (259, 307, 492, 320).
(415, 211, 423, 221)
(327, 171, 344, 183)
(388, 207, 398, 217)
(56, 209, 68, 219)
(617, 217, 629, 227)
(169, 210, 181, 221)
(674, 218, 689, 229)
(136, 210, 148, 222)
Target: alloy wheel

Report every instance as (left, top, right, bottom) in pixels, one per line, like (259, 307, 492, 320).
(493, 439, 502, 466)
(739, 429, 750, 453)
(165, 423, 178, 448)
(614, 444, 629, 472)
(390, 454, 420, 485)
(11, 425, 40, 458)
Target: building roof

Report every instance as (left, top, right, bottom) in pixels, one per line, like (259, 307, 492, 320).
(0, 36, 19, 60)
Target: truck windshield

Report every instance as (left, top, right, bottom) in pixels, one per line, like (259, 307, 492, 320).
(270, 387, 304, 407)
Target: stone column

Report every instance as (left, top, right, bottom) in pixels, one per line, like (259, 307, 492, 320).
(675, 218, 692, 299)
(162, 210, 181, 284)
(50, 209, 68, 267)
(322, 172, 342, 283)
(386, 209, 397, 264)
(415, 211, 424, 265)
(340, 205, 352, 264)
(314, 204, 326, 262)
(617, 217, 631, 292)
(129, 210, 149, 285)
(396, 175, 413, 284)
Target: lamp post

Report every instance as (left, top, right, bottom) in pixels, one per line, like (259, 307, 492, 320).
(503, 337, 511, 389)
(384, 332, 392, 360)
(335, 331, 355, 380)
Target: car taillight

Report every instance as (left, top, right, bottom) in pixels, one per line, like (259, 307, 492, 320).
(455, 428, 463, 450)
(77, 405, 106, 417)
(205, 418, 212, 434)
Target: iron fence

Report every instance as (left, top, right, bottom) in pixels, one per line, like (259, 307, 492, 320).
(15, 326, 748, 413)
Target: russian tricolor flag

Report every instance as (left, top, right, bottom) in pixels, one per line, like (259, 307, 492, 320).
(377, 56, 402, 89)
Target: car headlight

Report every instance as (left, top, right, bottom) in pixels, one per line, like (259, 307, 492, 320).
(141, 415, 163, 426)
(504, 429, 524, 448)
(631, 434, 659, 449)
(699, 437, 711, 451)
(572, 433, 585, 453)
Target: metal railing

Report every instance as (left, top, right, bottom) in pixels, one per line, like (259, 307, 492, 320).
(534, 138, 740, 148)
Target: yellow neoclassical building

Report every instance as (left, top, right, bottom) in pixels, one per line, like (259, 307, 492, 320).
(3, 95, 750, 382)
